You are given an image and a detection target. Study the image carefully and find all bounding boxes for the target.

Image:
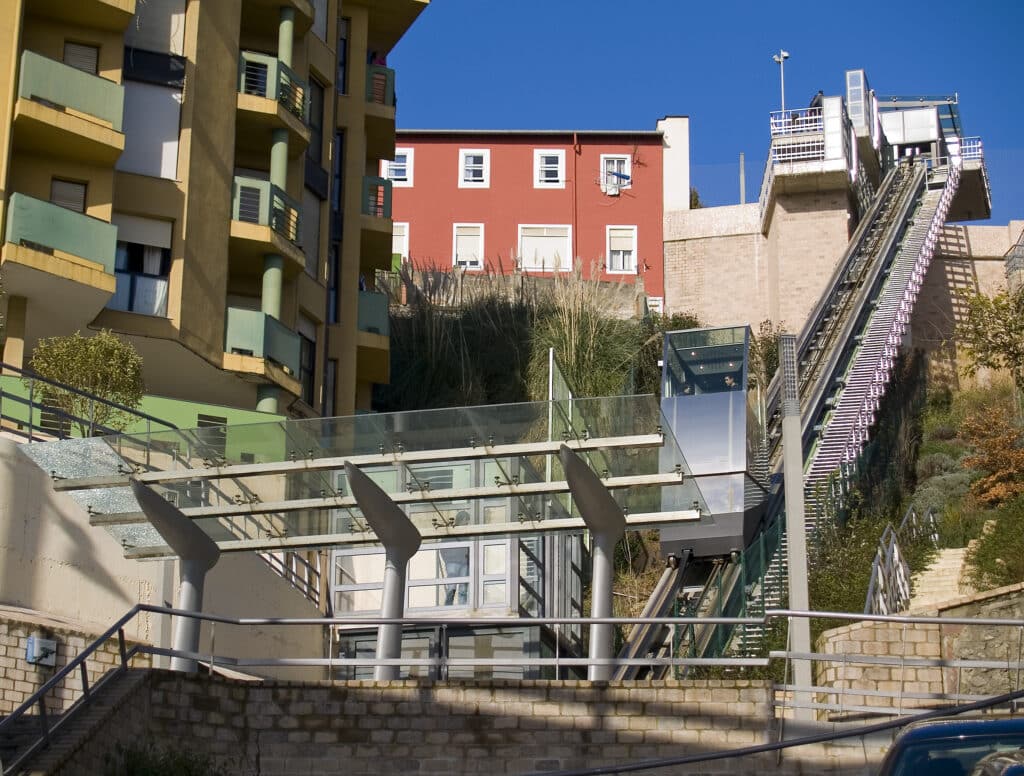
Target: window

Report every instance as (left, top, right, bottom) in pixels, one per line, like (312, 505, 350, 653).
(311, 0, 328, 41)
(50, 179, 86, 212)
(392, 222, 409, 263)
(336, 18, 349, 94)
(298, 314, 317, 406)
(302, 188, 322, 278)
(453, 223, 483, 269)
(600, 154, 632, 194)
(606, 225, 637, 274)
(327, 245, 339, 324)
(307, 78, 325, 165)
(324, 358, 337, 417)
(117, 81, 181, 179)
(331, 130, 345, 213)
(123, 0, 185, 56)
(458, 148, 490, 188)
(383, 148, 413, 187)
(109, 215, 173, 316)
(63, 42, 98, 74)
(519, 225, 571, 271)
(533, 149, 565, 188)
(408, 543, 471, 609)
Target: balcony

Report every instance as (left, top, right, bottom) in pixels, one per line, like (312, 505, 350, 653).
(229, 176, 305, 274)
(364, 65, 397, 161)
(359, 177, 394, 274)
(1, 193, 117, 327)
(357, 290, 389, 337)
(25, 0, 135, 31)
(224, 308, 302, 379)
(13, 50, 125, 164)
(235, 51, 311, 155)
(361, 176, 392, 219)
(356, 290, 390, 384)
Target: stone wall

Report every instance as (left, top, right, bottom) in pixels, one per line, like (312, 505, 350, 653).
(44, 671, 890, 776)
(0, 605, 150, 716)
(816, 582, 1024, 718)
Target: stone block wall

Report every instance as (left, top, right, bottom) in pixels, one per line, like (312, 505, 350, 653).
(49, 671, 891, 775)
(0, 605, 150, 716)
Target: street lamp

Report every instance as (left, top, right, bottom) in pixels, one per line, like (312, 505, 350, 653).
(772, 49, 790, 113)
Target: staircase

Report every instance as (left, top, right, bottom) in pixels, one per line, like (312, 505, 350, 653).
(908, 547, 972, 611)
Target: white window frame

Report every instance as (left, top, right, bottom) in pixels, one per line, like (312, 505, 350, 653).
(600, 154, 632, 194)
(605, 225, 638, 274)
(518, 224, 572, 272)
(383, 147, 413, 187)
(392, 221, 409, 262)
(452, 222, 484, 269)
(458, 148, 490, 188)
(533, 149, 565, 189)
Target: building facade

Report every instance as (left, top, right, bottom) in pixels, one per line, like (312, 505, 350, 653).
(0, 0, 426, 425)
(387, 118, 691, 307)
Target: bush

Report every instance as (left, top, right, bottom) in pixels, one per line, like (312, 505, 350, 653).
(965, 496, 1024, 591)
(938, 500, 988, 549)
(916, 452, 959, 481)
(911, 471, 973, 515)
(104, 741, 227, 775)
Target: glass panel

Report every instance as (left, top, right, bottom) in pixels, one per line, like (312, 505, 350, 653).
(483, 543, 506, 575)
(335, 552, 384, 585)
(408, 548, 439, 580)
(482, 581, 506, 606)
(335, 588, 381, 613)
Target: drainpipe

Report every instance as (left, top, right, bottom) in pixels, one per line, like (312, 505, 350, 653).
(130, 480, 220, 673)
(559, 445, 625, 681)
(344, 462, 422, 680)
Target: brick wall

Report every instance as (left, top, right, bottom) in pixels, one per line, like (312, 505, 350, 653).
(47, 671, 891, 775)
(0, 606, 150, 716)
(816, 582, 1024, 718)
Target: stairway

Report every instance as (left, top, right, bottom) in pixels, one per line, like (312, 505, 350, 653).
(907, 547, 972, 611)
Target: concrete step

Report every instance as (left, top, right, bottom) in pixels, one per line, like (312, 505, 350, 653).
(908, 548, 972, 610)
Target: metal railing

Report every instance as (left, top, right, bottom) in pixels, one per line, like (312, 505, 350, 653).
(769, 107, 824, 137)
(7, 603, 1024, 773)
(365, 64, 395, 108)
(261, 551, 324, 611)
(960, 136, 984, 162)
(864, 506, 939, 615)
(232, 176, 302, 245)
(361, 176, 392, 219)
(237, 51, 309, 123)
(0, 361, 177, 442)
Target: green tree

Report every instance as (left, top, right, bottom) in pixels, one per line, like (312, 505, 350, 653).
(748, 319, 781, 390)
(956, 287, 1024, 390)
(28, 329, 144, 435)
(689, 186, 704, 209)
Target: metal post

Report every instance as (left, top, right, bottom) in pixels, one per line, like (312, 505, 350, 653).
(559, 445, 625, 681)
(344, 462, 421, 682)
(773, 50, 790, 113)
(779, 334, 813, 721)
(172, 558, 205, 672)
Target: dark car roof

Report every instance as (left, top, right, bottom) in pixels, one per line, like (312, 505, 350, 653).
(897, 717, 1024, 744)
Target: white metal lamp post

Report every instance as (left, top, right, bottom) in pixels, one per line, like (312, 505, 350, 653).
(773, 49, 790, 113)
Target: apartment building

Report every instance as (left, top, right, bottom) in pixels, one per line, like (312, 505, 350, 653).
(387, 118, 691, 307)
(0, 0, 426, 425)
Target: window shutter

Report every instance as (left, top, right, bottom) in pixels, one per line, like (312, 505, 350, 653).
(50, 179, 87, 213)
(63, 42, 99, 74)
(609, 228, 634, 252)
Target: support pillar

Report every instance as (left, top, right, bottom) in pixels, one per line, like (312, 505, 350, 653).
(270, 128, 289, 189)
(261, 254, 283, 318)
(779, 334, 813, 720)
(344, 462, 421, 681)
(559, 444, 625, 681)
(130, 480, 220, 673)
(277, 7, 295, 68)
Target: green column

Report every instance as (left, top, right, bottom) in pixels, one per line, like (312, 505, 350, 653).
(256, 384, 280, 414)
(278, 7, 295, 68)
(261, 254, 283, 318)
(270, 128, 289, 189)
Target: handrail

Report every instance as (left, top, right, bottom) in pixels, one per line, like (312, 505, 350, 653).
(0, 361, 177, 441)
(864, 505, 939, 615)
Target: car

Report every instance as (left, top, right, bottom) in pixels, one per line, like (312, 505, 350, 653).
(877, 717, 1024, 776)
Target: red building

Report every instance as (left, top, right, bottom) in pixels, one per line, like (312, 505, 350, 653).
(385, 118, 690, 306)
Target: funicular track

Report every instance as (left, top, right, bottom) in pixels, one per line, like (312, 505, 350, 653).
(661, 155, 963, 669)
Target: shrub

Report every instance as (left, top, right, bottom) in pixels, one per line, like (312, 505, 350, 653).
(911, 471, 973, 515)
(104, 741, 228, 776)
(916, 452, 959, 481)
(965, 496, 1024, 590)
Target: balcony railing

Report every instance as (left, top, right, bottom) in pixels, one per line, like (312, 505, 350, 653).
(361, 176, 392, 219)
(17, 50, 124, 131)
(959, 136, 984, 162)
(769, 106, 824, 137)
(4, 192, 117, 273)
(224, 307, 301, 377)
(232, 176, 302, 246)
(365, 65, 395, 108)
(238, 51, 309, 124)
(357, 290, 389, 337)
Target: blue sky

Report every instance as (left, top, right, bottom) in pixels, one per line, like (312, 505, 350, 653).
(390, 0, 1024, 227)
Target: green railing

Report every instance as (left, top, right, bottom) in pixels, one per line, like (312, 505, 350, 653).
(4, 192, 117, 272)
(224, 308, 301, 377)
(357, 290, 389, 336)
(361, 176, 392, 219)
(232, 176, 302, 245)
(17, 49, 124, 131)
(365, 65, 395, 108)
(238, 50, 309, 124)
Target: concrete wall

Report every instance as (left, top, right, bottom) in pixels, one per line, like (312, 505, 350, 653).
(44, 671, 890, 775)
(0, 439, 325, 672)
